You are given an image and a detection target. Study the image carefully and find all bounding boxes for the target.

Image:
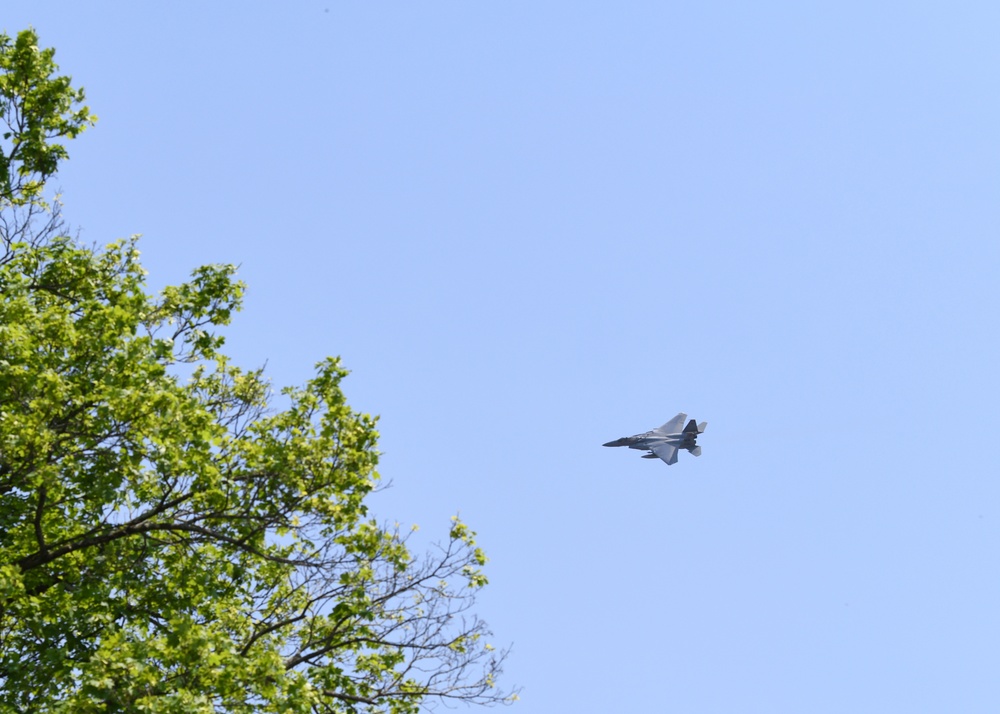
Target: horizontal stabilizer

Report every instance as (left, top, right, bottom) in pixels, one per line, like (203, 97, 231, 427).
(689, 445, 702, 457)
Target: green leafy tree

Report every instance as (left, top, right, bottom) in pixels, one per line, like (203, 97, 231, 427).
(0, 29, 513, 713)
(0, 28, 95, 206)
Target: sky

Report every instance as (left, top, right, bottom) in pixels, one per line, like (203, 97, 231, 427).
(6, 2, 1000, 711)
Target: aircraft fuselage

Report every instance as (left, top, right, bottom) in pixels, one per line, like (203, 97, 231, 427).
(603, 432, 696, 449)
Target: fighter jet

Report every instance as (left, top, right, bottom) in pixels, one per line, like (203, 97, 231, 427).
(603, 413, 707, 465)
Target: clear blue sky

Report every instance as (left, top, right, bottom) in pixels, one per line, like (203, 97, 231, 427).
(8, 3, 1000, 711)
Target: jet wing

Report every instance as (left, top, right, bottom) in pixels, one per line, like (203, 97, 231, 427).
(650, 442, 679, 465)
(655, 413, 687, 435)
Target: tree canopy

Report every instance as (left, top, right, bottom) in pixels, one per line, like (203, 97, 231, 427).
(0, 28, 512, 713)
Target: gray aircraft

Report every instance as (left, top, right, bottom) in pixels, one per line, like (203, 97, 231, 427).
(603, 413, 707, 465)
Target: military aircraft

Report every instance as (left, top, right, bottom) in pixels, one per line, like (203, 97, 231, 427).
(603, 413, 707, 465)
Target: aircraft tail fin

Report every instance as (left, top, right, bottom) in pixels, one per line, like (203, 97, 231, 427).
(689, 446, 702, 457)
(697, 421, 707, 433)
(683, 419, 699, 434)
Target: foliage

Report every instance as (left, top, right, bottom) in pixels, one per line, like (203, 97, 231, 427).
(0, 29, 512, 713)
(0, 28, 95, 206)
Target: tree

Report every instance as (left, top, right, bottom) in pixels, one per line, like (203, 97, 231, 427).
(0, 28, 95, 206)
(0, 29, 513, 713)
